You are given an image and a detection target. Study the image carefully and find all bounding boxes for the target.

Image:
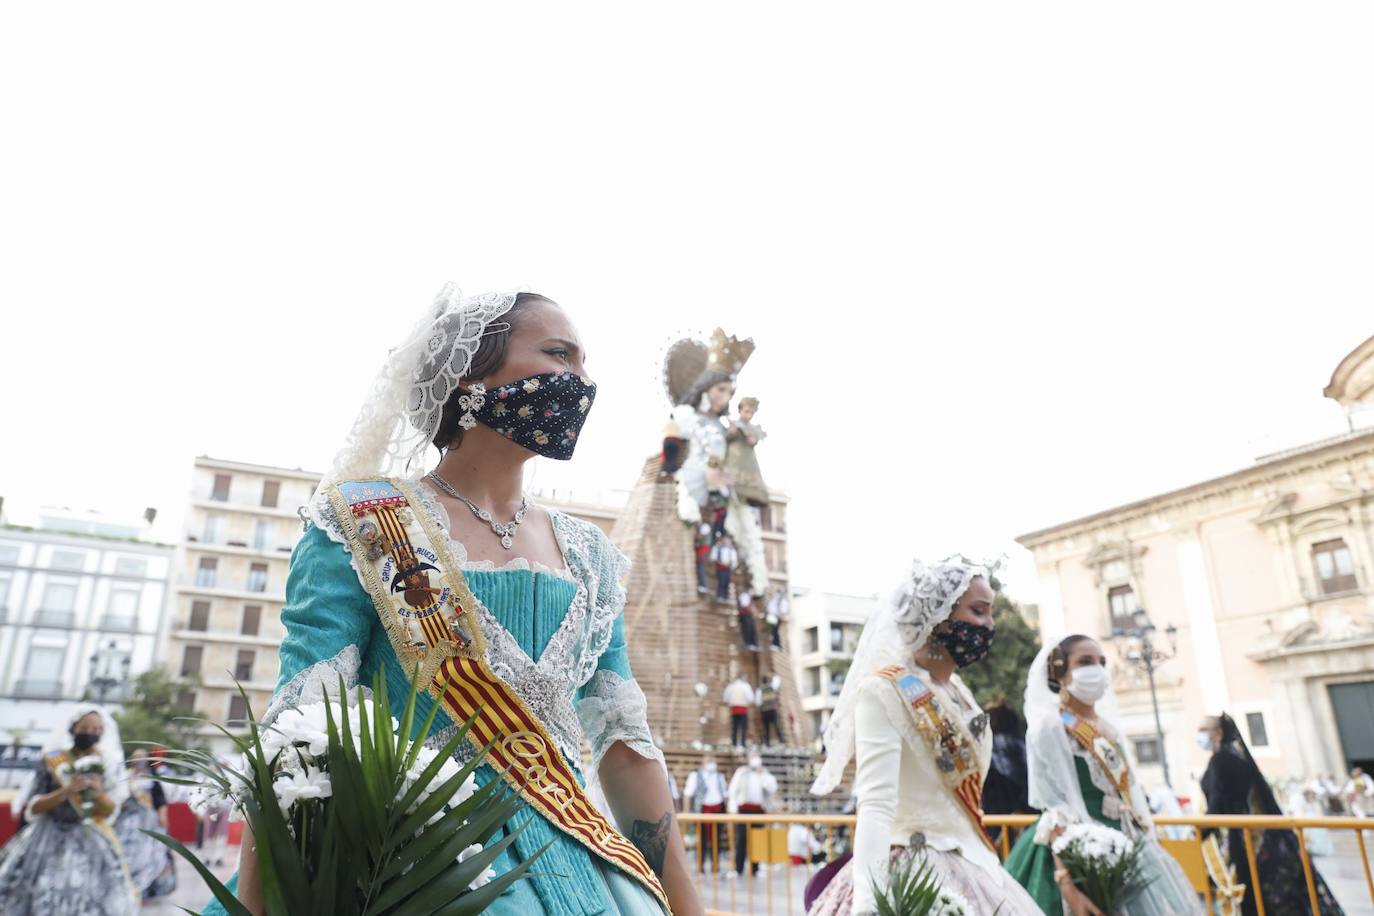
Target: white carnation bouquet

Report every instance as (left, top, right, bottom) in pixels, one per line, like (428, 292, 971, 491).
(68, 754, 107, 822)
(1051, 822, 1144, 914)
(147, 674, 549, 916)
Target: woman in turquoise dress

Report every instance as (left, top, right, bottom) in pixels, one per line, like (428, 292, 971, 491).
(1005, 635, 1202, 916)
(210, 285, 702, 915)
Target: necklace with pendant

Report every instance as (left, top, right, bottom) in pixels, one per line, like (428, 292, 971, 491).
(426, 473, 529, 550)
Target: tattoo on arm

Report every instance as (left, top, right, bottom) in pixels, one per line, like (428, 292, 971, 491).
(629, 812, 672, 876)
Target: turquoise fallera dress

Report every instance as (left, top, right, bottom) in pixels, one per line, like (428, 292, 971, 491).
(204, 502, 666, 916)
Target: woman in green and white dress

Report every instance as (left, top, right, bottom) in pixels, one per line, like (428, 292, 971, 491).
(1005, 635, 1202, 916)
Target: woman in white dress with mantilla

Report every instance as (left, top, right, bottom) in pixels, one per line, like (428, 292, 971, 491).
(808, 559, 1042, 915)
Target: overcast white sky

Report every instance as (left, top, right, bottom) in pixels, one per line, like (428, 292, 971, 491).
(1, 3, 1370, 603)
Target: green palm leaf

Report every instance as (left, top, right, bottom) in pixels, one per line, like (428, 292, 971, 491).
(144, 670, 548, 915)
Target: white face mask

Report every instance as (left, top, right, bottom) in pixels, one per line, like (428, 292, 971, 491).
(704, 762, 717, 773)
(749, 757, 763, 770)
(1196, 733, 1214, 752)
(1064, 664, 1109, 704)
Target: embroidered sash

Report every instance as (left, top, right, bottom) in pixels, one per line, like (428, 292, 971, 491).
(326, 478, 670, 912)
(877, 665, 995, 852)
(1202, 834, 1247, 916)
(1060, 710, 1146, 831)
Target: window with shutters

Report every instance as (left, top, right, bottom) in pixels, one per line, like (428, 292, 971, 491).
(42, 579, 78, 612)
(51, 550, 85, 571)
(1312, 539, 1358, 595)
(114, 557, 147, 577)
(253, 520, 273, 552)
(181, 646, 203, 677)
(1133, 736, 1162, 764)
(189, 601, 210, 631)
(261, 480, 281, 508)
(211, 474, 232, 502)
(1108, 585, 1137, 633)
(242, 604, 262, 636)
(235, 649, 255, 681)
(247, 563, 268, 593)
(204, 515, 227, 544)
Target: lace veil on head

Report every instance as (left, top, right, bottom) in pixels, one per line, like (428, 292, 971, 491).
(810, 557, 985, 797)
(323, 283, 522, 487)
(1023, 635, 1121, 735)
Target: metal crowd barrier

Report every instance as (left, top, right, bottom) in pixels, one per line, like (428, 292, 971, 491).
(676, 811, 1374, 916)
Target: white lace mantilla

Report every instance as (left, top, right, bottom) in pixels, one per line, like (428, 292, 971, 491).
(305, 479, 638, 776)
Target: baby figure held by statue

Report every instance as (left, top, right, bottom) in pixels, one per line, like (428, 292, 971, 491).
(724, 396, 769, 508)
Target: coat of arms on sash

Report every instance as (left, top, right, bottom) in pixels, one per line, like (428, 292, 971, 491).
(877, 666, 995, 852)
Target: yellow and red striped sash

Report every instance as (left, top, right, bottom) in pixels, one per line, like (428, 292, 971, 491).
(878, 666, 995, 852)
(1061, 711, 1133, 797)
(326, 478, 670, 911)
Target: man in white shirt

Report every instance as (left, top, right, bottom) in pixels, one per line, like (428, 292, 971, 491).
(684, 755, 729, 872)
(709, 535, 738, 604)
(765, 587, 789, 649)
(723, 676, 755, 747)
(728, 754, 778, 877)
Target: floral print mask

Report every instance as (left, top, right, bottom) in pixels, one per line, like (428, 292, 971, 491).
(932, 620, 995, 668)
(474, 371, 597, 460)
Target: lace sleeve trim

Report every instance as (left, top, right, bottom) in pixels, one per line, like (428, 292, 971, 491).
(552, 511, 632, 689)
(1033, 806, 1079, 845)
(575, 669, 663, 773)
(262, 645, 364, 727)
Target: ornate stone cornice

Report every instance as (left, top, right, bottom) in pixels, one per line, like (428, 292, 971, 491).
(1018, 430, 1374, 550)
(1325, 334, 1374, 407)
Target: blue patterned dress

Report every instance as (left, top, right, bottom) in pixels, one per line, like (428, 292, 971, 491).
(205, 489, 667, 916)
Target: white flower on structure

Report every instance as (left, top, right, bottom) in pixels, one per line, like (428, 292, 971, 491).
(458, 843, 496, 889)
(273, 765, 333, 814)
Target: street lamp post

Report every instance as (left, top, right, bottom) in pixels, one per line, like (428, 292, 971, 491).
(1111, 608, 1179, 788)
(88, 640, 131, 705)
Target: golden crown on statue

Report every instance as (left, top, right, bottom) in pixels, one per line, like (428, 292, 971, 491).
(706, 328, 756, 378)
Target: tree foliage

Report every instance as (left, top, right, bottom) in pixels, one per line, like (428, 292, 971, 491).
(958, 592, 1042, 721)
(112, 668, 206, 753)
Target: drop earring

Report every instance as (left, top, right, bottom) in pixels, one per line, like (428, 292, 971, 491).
(457, 382, 486, 430)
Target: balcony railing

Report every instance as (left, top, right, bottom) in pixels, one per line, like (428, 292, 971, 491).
(677, 812, 1374, 916)
(31, 609, 75, 628)
(99, 614, 138, 632)
(12, 678, 64, 698)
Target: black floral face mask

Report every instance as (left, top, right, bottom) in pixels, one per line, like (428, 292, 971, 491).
(474, 371, 597, 461)
(932, 620, 996, 668)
